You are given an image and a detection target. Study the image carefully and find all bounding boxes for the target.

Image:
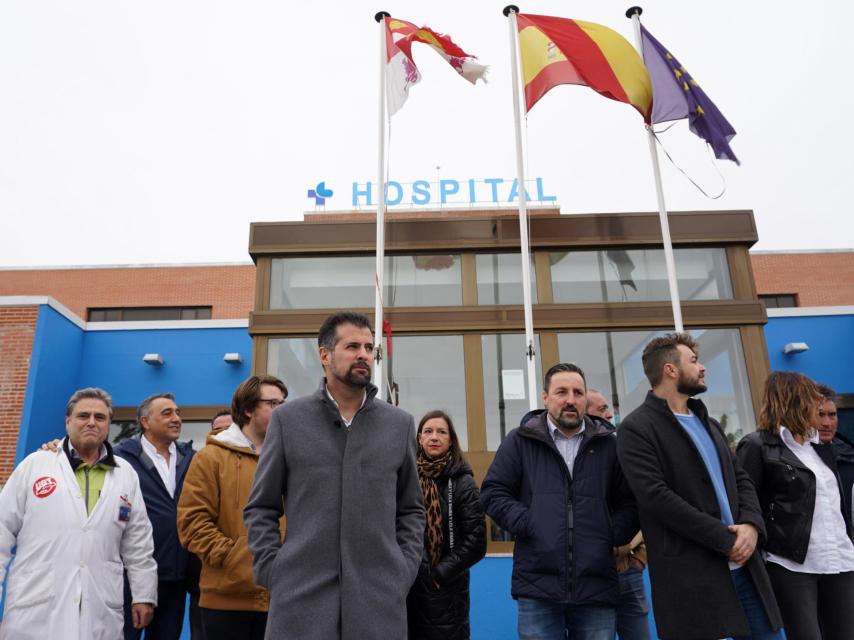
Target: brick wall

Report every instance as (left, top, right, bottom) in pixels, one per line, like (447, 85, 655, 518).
(0, 306, 38, 482)
(0, 264, 256, 320)
(752, 252, 854, 307)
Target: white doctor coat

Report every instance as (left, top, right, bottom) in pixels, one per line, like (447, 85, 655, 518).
(0, 441, 158, 640)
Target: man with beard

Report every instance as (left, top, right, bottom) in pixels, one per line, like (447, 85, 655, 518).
(244, 311, 424, 640)
(481, 363, 638, 639)
(617, 333, 783, 640)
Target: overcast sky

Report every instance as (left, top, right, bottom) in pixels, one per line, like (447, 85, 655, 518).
(0, 0, 850, 268)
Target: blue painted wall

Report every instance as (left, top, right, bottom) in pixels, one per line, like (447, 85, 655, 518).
(467, 558, 657, 640)
(77, 327, 252, 407)
(470, 557, 516, 638)
(16, 305, 85, 461)
(14, 312, 252, 463)
(765, 313, 854, 393)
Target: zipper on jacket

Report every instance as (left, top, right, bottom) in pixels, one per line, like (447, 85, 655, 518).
(566, 486, 574, 600)
(84, 467, 91, 515)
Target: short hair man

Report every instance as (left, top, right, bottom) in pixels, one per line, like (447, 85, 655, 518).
(209, 408, 232, 435)
(178, 375, 287, 640)
(0, 388, 158, 639)
(616, 333, 783, 639)
(818, 384, 854, 521)
(244, 311, 425, 639)
(586, 389, 650, 640)
(586, 388, 615, 423)
(481, 363, 638, 639)
(112, 393, 197, 640)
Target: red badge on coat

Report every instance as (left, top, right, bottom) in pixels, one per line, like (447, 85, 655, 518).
(33, 476, 57, 498)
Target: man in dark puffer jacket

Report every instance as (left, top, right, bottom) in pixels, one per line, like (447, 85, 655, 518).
(481, 363, 638, 639)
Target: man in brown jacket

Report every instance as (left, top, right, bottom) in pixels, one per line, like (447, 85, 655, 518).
(177, 375, 287, 640)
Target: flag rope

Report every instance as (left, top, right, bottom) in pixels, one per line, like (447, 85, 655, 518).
(649, 126, 727, 200)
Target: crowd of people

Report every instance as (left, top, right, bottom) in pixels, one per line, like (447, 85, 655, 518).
(0, 311, 852, 640)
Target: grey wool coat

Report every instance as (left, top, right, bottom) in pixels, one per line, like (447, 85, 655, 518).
(244, 380, 425, 640)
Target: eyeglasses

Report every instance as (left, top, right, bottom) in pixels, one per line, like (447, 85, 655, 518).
(259, 399, 284, 408)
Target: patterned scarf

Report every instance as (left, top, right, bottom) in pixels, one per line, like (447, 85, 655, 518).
(417, 449, 452, 566)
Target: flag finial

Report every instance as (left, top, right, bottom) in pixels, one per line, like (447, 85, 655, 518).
(625, 6, 643, 19)
(503, 5, 520, 17)
(374, 11, 390, 23)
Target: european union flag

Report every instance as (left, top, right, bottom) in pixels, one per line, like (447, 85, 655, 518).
(640, 25, 739, 164)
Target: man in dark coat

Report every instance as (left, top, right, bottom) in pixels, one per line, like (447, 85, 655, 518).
(244, 311, 425, 640)
(617, 333, 783, 640)
(818, 384, 854, 518)
(113, 393, 198, 640)
(481, 363, 638, 639)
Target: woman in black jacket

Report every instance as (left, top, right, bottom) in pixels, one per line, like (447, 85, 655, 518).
(737, 372, 854, 640)
(407, 410, 487, 640)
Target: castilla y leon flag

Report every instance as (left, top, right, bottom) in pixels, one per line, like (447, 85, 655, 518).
(516, 13, 652, 122)
(384, 16, 487, 116)
(640, 24, 739, 164)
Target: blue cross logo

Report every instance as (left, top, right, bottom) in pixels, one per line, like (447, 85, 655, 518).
(308, 182, 334, 206)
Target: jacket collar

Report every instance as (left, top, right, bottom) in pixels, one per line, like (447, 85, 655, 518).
(213, 423, 257, 453)
(758, 428, 839, 471)
(63, 436, 118, 471)
(316, 377, 378, 411)
(643, 390, 712, 424)
(833, 433, 854, 460)
(518, 410, 612, 447)
(118, 434, 192, 470)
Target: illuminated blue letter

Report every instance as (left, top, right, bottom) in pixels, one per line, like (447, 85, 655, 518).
(352, 182, 372, 207)
(484, 178, 503, 202)
(440, 179, 460, 204)
(385, 181, 403, 206)
(412, 180, 431, 205)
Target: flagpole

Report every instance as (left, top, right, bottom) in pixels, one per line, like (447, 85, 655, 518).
(373, 11, 390, 391)
(627, 6, 684, 333)
(504, 5, 538, 410)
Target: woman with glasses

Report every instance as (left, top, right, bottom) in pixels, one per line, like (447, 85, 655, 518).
(737, 372, 854, 640)
(407, 410, 487, 640)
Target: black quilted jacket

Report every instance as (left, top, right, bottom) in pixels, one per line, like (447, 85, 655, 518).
(406, 460, 487, 640)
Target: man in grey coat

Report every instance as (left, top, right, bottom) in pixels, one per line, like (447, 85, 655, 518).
(244, 311, 425, 640)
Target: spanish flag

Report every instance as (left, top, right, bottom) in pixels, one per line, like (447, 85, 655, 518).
(517, 13, 652, 122)
(384, 16, 487, 116)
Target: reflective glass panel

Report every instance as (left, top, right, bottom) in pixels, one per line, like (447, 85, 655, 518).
(482, 333, 543, 451)
(550, 248, 732, 303)
(267, 337, 324, 400)
(270, 255, 462, 309)
(387, 335, 468, 450)
(557, 327, 755, 444)
(476, 253, 537, 305)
